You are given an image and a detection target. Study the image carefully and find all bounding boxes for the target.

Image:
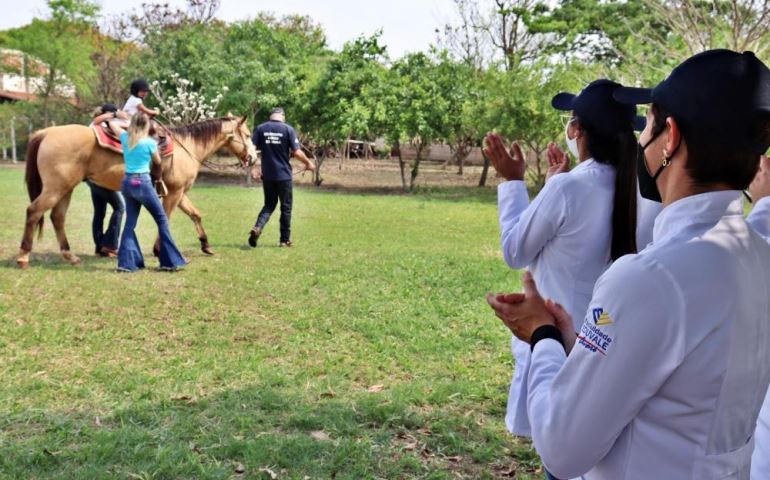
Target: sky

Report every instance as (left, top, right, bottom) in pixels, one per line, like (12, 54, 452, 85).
(0, 0, 456, 58)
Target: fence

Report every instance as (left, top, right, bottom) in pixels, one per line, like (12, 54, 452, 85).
(0, 116, 34, 163)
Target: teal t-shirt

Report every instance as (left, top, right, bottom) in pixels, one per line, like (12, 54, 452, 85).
(120, 131, 158, 174)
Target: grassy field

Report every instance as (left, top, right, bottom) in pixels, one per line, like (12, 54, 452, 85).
(0, 165, 539, 479)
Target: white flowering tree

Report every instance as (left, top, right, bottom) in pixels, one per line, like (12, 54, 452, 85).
(151, 73, 228, 125)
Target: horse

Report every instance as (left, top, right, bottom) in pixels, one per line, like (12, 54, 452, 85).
(17, 115, 257, 268)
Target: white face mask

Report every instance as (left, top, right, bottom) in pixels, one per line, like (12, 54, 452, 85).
(565, 119, 579, 158)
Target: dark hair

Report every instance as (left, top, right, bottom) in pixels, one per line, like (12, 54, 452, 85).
(578, 118, 638, 260)
(130, 79, 150, 97)
(651, 104, 770, 190)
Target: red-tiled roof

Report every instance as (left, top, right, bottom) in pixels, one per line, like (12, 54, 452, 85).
(0, 90, 38, 101)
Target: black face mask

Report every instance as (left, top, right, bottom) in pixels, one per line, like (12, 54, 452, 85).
(637, 132, 679, 203)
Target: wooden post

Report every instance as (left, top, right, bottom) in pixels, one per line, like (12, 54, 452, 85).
(10, 116, 17, 163)
(2, 130, 7, 160)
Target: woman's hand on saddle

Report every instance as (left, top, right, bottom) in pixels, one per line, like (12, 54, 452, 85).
(749, 155, 770, 203)
(546, 142, 570, 182)
(483, 133, 526, 181)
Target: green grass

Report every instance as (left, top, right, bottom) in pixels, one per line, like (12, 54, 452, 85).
(0, 166, 539, 479)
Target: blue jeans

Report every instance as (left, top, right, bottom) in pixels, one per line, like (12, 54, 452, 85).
(86, 180, 125, 252)
(255, 179, 293, 243)
(118, 173, 187, 271)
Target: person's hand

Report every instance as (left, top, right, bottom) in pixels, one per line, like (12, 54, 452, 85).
(546, 142, 570, 182)
(251, 165, 262, 181)
(306, 162, 316, 173)
(544, 299, 576, 354)
(486, 271, 556, 343)
(749, 155, 770, 203)
(483, 133, 526, 181)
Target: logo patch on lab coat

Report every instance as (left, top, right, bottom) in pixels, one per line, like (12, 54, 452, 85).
(592, 308, 613, 325)
(578, 308, 614, 356)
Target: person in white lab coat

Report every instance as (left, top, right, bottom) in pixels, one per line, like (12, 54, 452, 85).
(483, 80, 642, 467)
(749, 154, 770, 480)
(487, 49, 770, 480)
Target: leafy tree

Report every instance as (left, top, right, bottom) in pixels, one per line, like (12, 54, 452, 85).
(302, 33, 388, 185)
(482, 62, 588, 190)
(2, 0, 100, 124)
(384, 52, 451, 191)
(433, 50, 484, 175)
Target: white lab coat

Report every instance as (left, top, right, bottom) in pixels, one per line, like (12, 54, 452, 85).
(498, 159, 618, 436)
(747, 198, 770, 480)
(527, 191, 770, 480)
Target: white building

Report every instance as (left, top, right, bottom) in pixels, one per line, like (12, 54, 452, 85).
(0, 48, 76, 102)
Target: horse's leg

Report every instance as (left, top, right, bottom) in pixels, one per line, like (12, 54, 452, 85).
(153, 188, 185, 257)
(17, 190, 65, 268)
(49, 191, 80, 265)
(177, 193, 213, 255)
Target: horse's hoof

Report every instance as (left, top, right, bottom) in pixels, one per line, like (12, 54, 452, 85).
(17, 260, 29, 269)
(202, 246, 215, 256)
(62, 252, 81, 265)
(152, 248, 160, 257)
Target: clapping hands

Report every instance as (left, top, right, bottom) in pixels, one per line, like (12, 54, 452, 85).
(546, 142, 570, 182)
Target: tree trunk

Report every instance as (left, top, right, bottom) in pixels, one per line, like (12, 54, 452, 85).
(10, 117, 16, 163)
(397, 144, 408, 191)
(478, 153, 491, 187)
(314, 151, 325, 186)
(410, 149, 422, 192)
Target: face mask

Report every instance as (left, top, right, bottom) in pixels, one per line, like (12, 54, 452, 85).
(637, 132, 680, 203)
(565, 119, 579, 158)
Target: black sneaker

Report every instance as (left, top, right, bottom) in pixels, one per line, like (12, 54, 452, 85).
(248, 226, 262, 248)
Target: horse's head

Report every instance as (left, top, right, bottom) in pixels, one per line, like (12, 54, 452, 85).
(223, 114, 257, 166)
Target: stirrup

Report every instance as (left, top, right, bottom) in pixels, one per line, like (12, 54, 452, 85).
(155, 180, 169, 197)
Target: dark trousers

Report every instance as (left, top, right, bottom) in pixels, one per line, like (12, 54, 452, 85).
(87, 180, 125, 252)
(255, 179, 293, 242)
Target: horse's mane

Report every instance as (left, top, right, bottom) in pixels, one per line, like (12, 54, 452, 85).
(169, 117, 233, 145)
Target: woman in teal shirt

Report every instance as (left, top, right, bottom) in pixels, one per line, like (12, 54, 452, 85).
(117, 112, 187, 272)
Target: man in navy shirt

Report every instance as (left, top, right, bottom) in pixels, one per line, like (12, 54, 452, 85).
(249, 108, 314, 247)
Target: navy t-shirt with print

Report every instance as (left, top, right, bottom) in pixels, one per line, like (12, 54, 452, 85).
(253, 120, 300, 181)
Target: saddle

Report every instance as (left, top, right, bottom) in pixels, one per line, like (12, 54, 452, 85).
(91, 122, 174, 157)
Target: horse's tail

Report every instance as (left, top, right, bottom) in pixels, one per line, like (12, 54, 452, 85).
(25, 131, 46, 239)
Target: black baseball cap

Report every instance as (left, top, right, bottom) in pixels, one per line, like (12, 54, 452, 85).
(552, 79, 645, 134)
(614, 49, 770, 154)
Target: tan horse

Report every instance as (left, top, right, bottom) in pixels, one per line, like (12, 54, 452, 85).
(17, 115, 257, 268)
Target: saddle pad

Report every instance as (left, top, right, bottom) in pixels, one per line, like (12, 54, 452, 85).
(91, 124, 174, 157)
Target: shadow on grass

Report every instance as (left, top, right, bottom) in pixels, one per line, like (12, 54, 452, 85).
(195, 171, 499, 205)
(0, 252, 114, 272)
(0, 384, 541, 479)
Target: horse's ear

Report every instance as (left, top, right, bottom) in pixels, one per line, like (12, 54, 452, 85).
(226, 112, 234, 119)
(238, 115, 247, 126)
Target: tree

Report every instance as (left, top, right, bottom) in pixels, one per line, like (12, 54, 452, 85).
(482, 62, 586, 190)
(384, 53, 451, 191)
(433, 50, 484, 175)
(3, 0, 100, 124)
(441, 0, 549, 71)
(302, 34, 388, 185)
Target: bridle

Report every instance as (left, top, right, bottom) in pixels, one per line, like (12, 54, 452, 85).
(223, 125, 253, 166)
